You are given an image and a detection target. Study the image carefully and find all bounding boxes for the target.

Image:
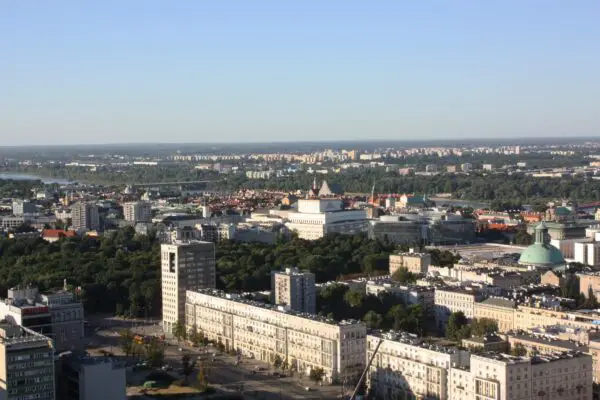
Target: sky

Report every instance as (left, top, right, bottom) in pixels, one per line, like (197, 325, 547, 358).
(2, 1, 600, 146)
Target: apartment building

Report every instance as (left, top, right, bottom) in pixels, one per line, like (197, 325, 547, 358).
(71, 202, 100, 231)
(122, 201, 152, 223)
(0, 286, 84, 352)
(271, 268, 316, 314)
(185, 289, 366, 383)
(0, 322, 55, 400)
(57, 353, 126, 400)
(365, 280, 435, 314)
(366, 331, 470, 400)
(578, 272, 600, 298)
(161, 241, 216, 334)
(474, 297, 517, 333)
(434, 287, 485, 333)
(12, 199, 36, 216)
(389, 251, 431, 275)
(449, 352, 592, 400)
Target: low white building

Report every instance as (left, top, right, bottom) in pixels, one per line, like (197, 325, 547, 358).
(283, 199, 368, 240)
(59, 354, 127, 400)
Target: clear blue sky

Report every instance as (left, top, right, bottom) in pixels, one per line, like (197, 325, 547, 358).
(2, 1, 599, 145)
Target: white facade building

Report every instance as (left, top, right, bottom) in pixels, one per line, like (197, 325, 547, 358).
(449, 352, 592, 400)
(366, 331, 470, 400)
(284, 199, 368, 240)
(185, 289, 366, 383)
(122, 201, 152, 223)
(161, 241, 215, 334)
(434, 287, 485, 333)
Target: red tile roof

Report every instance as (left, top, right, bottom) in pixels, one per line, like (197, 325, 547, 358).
(42, 229, 77, 239)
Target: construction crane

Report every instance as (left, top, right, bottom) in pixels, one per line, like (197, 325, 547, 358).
(349, 339, 383, 400)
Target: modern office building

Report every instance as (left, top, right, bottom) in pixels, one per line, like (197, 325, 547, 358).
(185, 289, 366, 383)
(12, 199, 36, 216)
(366, 330, 470, 400)
(389, 250, 431, 275)
(0, 322, 55, 400)
(122, 201, 152, 223)
(57, 352, 126, 400)
(70, 202, 100, 231)
(161, 241, 216, 334)
(271, 268, 316, 314)
(0, 285, 84, 352)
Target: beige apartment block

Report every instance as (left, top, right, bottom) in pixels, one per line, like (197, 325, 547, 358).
(449, 352, 592, 400)
(474, 297, 516, 333)
(578, 273, 600, 298)
(366, 331, 470, 400)
(389, 251, 431, 275)
(185, 289, 366, 383)
(434, 287, 485, 333)
(161, 241, 215, 334)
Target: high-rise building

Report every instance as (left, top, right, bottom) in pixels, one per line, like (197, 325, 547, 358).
(161, 241, 215, 334)
(122, 201, 152, 223)
(271, 268, 316, 314)
(0, 321, 55, 400)
(70, 202, 100, 231)
(12, 199, 36, 216)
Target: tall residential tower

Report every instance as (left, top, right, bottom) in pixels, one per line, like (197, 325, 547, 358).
(161, 241, 215, 334)
(271, 267, 316, 314)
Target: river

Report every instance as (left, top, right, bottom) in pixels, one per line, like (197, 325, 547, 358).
(0, 173, 75, 185)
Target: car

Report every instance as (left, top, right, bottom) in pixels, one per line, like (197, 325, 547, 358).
(305, 387, 311, 392)
(178, 347, 183, 352)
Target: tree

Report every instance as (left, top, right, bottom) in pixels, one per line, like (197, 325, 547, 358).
(309, 367, 325, 384)
(446, 311, 470, 341)
(145, 338, 165, 367)
(273, 354, 283, 370)
(119, 329, 135, 356)
(197, 361, 209, 391)
(391, 267, 417, 284)
(471, 318, 498, 337)
(510, 343, 527, 357)
(182, 354, 196, 383)
(584, 287, 599, 309)
(188, 325, 205, 347)
(363, 310, 384, 329)
(173, 320, 187, 341)
(344, 289, 365, 308)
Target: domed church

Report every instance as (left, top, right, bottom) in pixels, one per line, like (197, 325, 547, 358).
(519, 222, 566, 268)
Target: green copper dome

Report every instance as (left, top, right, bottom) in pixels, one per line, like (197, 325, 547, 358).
(518, 222, 565, 267)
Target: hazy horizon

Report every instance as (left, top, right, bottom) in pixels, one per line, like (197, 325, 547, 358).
(3, 1, 600, 145)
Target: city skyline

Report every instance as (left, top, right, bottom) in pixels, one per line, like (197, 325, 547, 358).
(3, 0, 600, 145)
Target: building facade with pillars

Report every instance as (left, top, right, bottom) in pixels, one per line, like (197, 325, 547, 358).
(366, 331, 470, 400)
(185, 289, 366, 383)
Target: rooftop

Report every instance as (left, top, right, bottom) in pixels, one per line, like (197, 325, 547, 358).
(369, 330, 463, 355)
(478, 297, 517, 309)
(189, 289, 362, 327)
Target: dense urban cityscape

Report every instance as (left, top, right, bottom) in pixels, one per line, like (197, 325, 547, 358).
(0, 138, 600, 399)
(5, 0, 600, 398)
